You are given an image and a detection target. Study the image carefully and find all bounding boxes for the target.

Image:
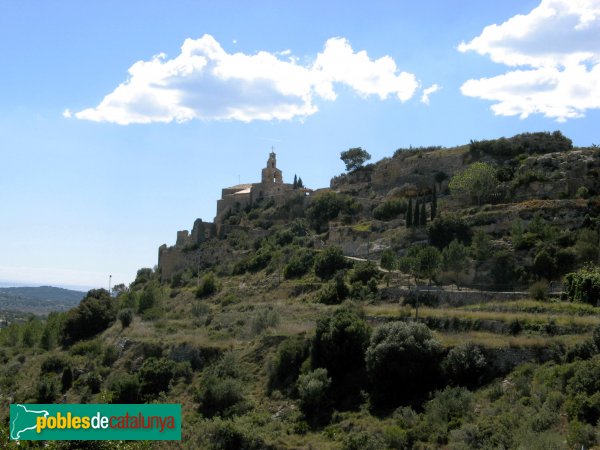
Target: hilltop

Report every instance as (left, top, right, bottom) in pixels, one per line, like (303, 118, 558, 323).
(2, 131, 600, 449)
(0, 286, 85, 316)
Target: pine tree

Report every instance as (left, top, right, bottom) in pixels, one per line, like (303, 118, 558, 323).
(406, 198, 413, 228)
(414, 199, 421, 227)
(293, 174, 298, 189)
(431, 185, 437, 220)
(420, 203, 427, 226)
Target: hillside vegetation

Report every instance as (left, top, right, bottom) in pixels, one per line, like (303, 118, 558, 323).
(2, 131, 600, 449)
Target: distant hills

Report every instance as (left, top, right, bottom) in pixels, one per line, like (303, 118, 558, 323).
(0, 286, 85, 315)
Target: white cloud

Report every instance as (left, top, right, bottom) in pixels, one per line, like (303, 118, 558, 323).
(459, 0, 600, 121)
(62, 109, 72, 118)
(73, 35, 420, 125)
(312, 37, 418, 102)
(420, 84, 440, 105)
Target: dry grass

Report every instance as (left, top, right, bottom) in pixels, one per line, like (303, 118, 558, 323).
(435, 330, 591, 348)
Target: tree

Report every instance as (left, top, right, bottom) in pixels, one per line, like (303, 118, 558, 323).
(298, 177, 304, 188)
(380, 249, 397, 271)
(449, 162, 498, 207)
(311, 307, 370, 409)
(414, 199, 421, 227)
(417, 245, 442, 284)
(470, 229, 492, 262)
(406, 198, 413, 228)
(428, 215, 473, 249)
(420, 202, 427, 227)
(314, 246, 349, 280)
(340, 147, 371, 172)
(442, 239, 470, 289)
(61, 289, 116, 345)
(366, 321, 442, 410)
(431, 185, 438, 219)
(296, 368, 332, 425)
(293, 174, 298, 189)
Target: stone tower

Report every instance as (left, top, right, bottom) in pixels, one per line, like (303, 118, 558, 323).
(261, 151, 283, 185)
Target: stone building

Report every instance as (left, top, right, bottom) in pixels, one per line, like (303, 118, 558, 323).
(215, 151, 295, 222)
(158, 150, 307, 281)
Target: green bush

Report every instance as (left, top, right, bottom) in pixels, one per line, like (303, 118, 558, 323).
(373, 199, 407, 221)
(138, 357, 176, 400)
(60, 289, 116, 345)
(108, 372, 140, 403)
(428, 215, 472, 249)
(366, 321, 442, 410)
(314, 246, 349, 280)
(296, 368, 332, 425)
(565, 265, 600, 306)
(442, 343, 487, 388)
(117, 308, 134, 328)
(350, 260, 380, 284)
(196, 375, 247, 418)
(267, 336, 310, 396)
(312, 307, 370, 409)
(36, 374, 59, 403)
(316, 272, 349, 305)
(41, 354, 71, 374)
(307, 192, 361, 232)
(284, 248, 315, 279)
(197, 273, 218, 298)
(249, 307, 279, 335)
(206, 418, 268, 450)
(529, 280, 550, 301)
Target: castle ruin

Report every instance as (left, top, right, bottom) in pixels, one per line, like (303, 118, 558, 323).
(158, 150, 306, 280)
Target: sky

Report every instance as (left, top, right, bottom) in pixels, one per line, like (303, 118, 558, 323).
(1, 0, 599, 290)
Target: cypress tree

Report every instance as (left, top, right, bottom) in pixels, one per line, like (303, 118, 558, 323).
(293, 174, 298, 189)
(298, 177, 304, 188)
(420, 203, 427, 226)
(431, 185, 437, 220)
(414, 199, 420, 227)
(406, 198, 413, 228)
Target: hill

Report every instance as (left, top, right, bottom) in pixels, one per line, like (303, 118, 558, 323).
(2, 131, 600, 449)
(0, 286, 85, 315)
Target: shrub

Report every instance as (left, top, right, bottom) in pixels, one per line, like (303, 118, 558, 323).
(366, 321, 442, 410)
(529, 280, 550, 301)
(314, 246, 349, 279)
(41, 354, 71, 374)
(197, 273, 218, 298)
(316, 272, 349, 305)
(36, 375, 59, 403)
(196, 375, 247, 418)
(428, 215, 473, 249)
(138, 282, 163, 315)
(249, 307, 280, 335)
(443, 343, 487, 388)
(109, 372, 140, 403)
(296, 368, 332, 425)
(307, 192, 360, 232)
(284, 248, 315, 279)
(350, 260, 380, 284)
(138, 357, 176, 400)
(565, 265, 600, 306)
(267, 336, 310, 396)
(311, 307, 370, 408)
(373, 199, 407, 221)
(206, 418, 268, 450)
(60, 289, 116, 345)
(117, 308, 134, 328)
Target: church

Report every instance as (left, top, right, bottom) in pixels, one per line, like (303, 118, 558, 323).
(214, 150, 299, 223)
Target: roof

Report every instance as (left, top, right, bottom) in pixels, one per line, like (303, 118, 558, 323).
(224, 183, 253, 190)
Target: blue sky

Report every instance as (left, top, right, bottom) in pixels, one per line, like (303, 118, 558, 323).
(1, 0, 599, 290)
